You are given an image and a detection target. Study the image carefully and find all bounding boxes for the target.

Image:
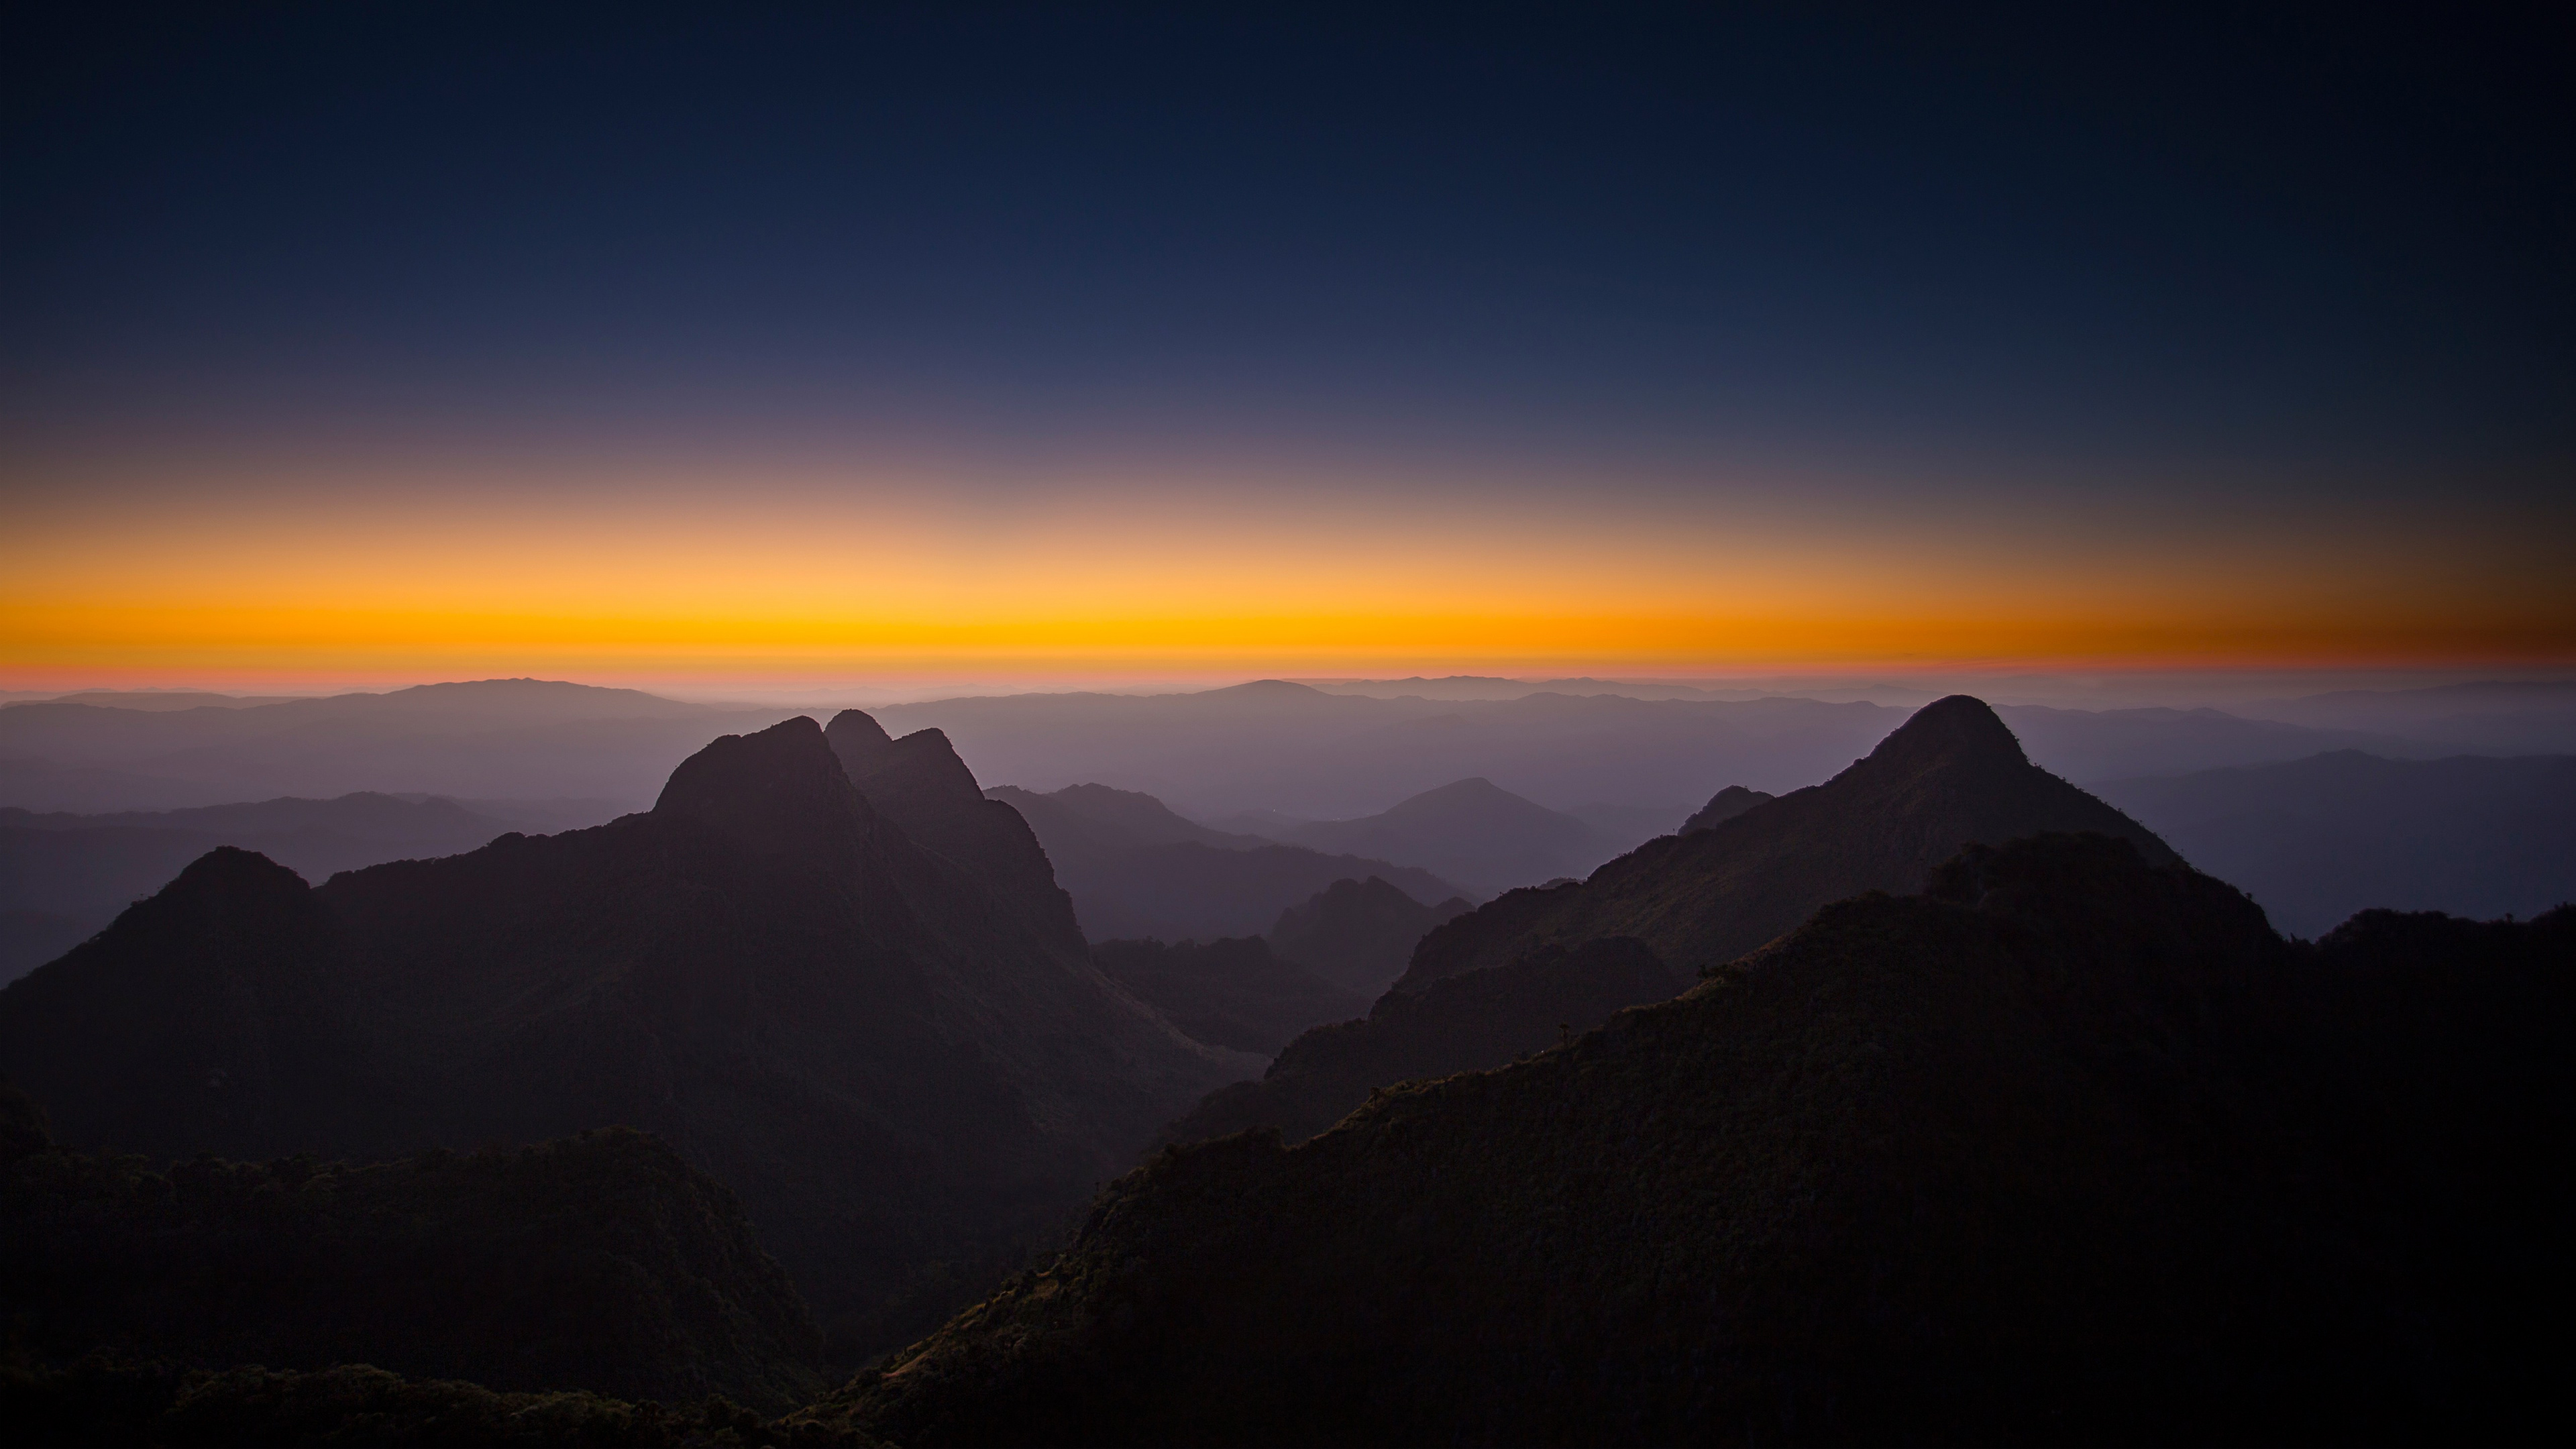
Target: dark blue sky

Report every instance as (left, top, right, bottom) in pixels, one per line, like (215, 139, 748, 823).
(7, 3, 2571, 493)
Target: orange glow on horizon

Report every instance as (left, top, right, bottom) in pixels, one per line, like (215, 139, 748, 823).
(5, 453, 2571, 687)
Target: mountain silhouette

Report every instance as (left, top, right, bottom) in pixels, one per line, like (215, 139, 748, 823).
(806, 835, 2575, 1445)
(1264, 875, 1474, 996)
(1679, 784, 1772, 832)
(1091, 937, 1366, 1056)
(0, 792, 519, 984)
(989, 782, 1464, 942)
(1173, 697, 2181, 1145)
(1403, 695, 2180, 989)
(0, 716, 1242, 1356)
(1278, 777, 1611, 896)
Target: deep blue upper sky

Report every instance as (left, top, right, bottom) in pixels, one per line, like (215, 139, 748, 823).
(6, 4, 2570, 496)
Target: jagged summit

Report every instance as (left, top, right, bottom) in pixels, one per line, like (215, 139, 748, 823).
(827, 712, 985, 812)
(1857, 692, 2029, 772)
(651, 715, 867, 857)
(828, 709, 1085, 951)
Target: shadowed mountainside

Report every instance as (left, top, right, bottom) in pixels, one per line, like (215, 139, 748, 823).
(0, 716, 1242, 1357)
(1176, 698, 2180, 1146)
(1091, 938, 1367, 1057)
(809, 835, 2575, 1446)
(0, 1099, 826, 1412)
(989, 782, 1464, 943)
(2095, 750, 2576, 937)
(1403, 695, 2180, 989)
(1264, 876, 1474, 996)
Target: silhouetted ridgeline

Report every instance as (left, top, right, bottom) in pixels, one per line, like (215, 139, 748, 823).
(1179, 697, 2182, 1146)
(810, 835, 2575, 1446)
(0, 714, 1241, 1359)
(1263, 875, 1472, 996)
(0, 1102, 824, 1411)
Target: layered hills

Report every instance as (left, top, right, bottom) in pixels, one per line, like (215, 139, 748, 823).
(1179, 697, 2178, 1144)
(814, 835, 2575, 1445)
(1265, 875, 1473, 996)
(2096, 750, 2576, 936)
(1267, 778, 1611, 896)
(0, 792, 523, 985)
(0, 714, 1242, 1355)
(989, 782, 1462, 942)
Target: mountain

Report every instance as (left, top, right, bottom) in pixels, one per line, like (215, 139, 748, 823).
(1170, 935, 1686, 1146)
(1265, 876, 1474, 996)
(990, 782, 1464, 943)
(1174, 697, 2180, 1147)
(1679, 784, 1772, 832)
(1992, 700, 2447, 780)
(805, 835, 2574, 1446)
(1091, 938, 1367, 1056)
(1, 1110, 826, 1411)
(0, 716, 1243, 1356)
(829, 712, 1085, 949)
(0, 792, 520, 984)
(1403, 696, 2179, 989)
(2094, 751, 2576, 936)
(1278, 777, 1611, 896)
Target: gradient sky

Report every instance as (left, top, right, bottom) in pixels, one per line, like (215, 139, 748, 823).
(4, 5, 2571, 687)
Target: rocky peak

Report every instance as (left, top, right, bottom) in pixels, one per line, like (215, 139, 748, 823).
(651, 716, 870, 857)
(828, 712, 985, 812)
(1860, 694, 2029, 775)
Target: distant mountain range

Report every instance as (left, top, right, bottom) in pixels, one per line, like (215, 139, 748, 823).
(0, 793, 551, 984)
(0, 713, 1246, 1356)
(815, 834, 2575, 1446)
(8, 675, 2565, 826)
(2097, 750, 2576, 936)
(1252, 777, 1616, 897)
(989, 781, 1464, 942)
(1172, 697, 2181, 1146)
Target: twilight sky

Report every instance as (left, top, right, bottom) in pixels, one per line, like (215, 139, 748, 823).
(4, 5, 2571, 687)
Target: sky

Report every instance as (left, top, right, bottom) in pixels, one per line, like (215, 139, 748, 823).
(4, 5, 2571, 690)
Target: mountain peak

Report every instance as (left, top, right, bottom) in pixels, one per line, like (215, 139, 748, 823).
(828, 714, 985, 810)
(652, 716, 867, 855)
(1866, 695, 2027, 771)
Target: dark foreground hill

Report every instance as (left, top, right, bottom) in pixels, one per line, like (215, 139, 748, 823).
(1179, 696, 2178, 1144)
(990, 782, 1464, 941)
(0, 1103, 824, 1413)
(807, 835, 2575, 1446)
(1263, 875, 1473, 996)
(0, 716, 1241, 1357)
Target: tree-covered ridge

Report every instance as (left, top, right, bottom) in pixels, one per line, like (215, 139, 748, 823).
(810, 835, 2573, 1446)
(1, 1124, 826, 1413)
